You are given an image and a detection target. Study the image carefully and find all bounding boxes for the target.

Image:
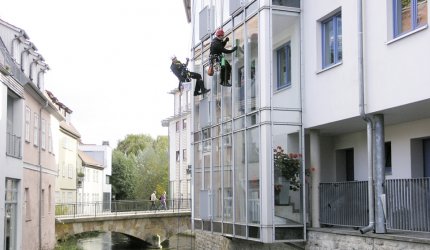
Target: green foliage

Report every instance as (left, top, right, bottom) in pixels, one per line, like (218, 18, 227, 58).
(112, 134, 169, 201)
(116, 134, 153, 155)
(111, 150, 138, 200)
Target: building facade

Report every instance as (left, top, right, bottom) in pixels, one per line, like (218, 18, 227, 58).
(79, 141, 112, 211)
(54, 112, 81, 205)
(162, 87, 193, 201)
(0, 18, 59, 250)
(77, 150, 104, 214)
(188, 0, 429, 247)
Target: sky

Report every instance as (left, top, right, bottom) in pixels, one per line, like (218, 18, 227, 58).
(0, 0, 192, 148)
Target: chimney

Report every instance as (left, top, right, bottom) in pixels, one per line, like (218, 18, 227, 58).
(102, 141, 109, 146)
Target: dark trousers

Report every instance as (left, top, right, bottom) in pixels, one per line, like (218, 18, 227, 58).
(188, 71, 206, 93)
(220, 61, 231, 83)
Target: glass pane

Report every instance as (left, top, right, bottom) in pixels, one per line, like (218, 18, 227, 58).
(247, 128, 260, 224)
(336, 16, 342, 62)
(401, 0, 412, 33)
(234, 117, 245, 130)
(417, 0, 428, 27)
(246, 16, 259, 113)
(272, 0, 300, 8)
(234, 131, 246, 223)
(233, 25, 245, 118)
(222, 35, 233, 121)
(323, 19, 334, 66)
(273, 125, 304, 225)
(223, 135, 233, 222)
(213, 137, 222, 221)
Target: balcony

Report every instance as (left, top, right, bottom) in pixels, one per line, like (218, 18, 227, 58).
(320, 178, 430, 232)
(6, 132, 21, 158)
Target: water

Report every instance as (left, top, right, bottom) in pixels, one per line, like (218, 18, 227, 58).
(58, 231, 195, 250)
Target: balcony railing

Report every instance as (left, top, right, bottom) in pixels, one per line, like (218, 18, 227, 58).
(320, 178, 430, 232)
(6, 132, 21, 158)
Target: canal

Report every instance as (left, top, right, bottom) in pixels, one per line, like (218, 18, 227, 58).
(56, 231, 195, 250)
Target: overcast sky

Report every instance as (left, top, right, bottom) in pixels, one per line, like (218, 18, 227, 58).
(0, 0, 192, 148)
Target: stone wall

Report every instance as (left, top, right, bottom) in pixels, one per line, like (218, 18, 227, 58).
(307, 229, 430, 250)
(195, 231, 302, 250)
(195, 229, 430, 250)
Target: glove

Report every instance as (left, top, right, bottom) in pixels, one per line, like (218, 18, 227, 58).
(224, 37, 229, 42)
(232, 46, 238, 51)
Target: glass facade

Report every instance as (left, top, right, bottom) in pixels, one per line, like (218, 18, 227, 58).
(192, 1, 304, 243)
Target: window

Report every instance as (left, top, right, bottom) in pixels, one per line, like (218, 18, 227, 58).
(385, 142, 392, 175)
(393, 0, 427, 37)
(176, 150, 180, 161)
(33, 113, 39, 146)
(25, 106, 31, 142)
(276, 42, 291, 90)
(183, 119, 187, 129)
(322, 12, 342, 68)
(48, 123, 52, 153)
(41, 118, 46, 149)
(176, 121, 180, 132)
(183, 149, 187, 161)
(25, 188, 31, 221)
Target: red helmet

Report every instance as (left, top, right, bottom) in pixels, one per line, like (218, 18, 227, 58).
(215, 29, 224, 37)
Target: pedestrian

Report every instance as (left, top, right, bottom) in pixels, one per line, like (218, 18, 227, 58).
(170, 56, 210, 96)
(209, 28, 237, 86)
(150, 191, 157, 210)
(160, 191, 167, 210)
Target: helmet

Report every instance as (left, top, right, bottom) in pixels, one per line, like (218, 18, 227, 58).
(215, 29, 224, 38)
(171, 55, 177, 61)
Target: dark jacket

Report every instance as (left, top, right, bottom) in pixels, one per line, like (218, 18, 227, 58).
(210, 37, 236, 56)
(170, 61, 188, 82)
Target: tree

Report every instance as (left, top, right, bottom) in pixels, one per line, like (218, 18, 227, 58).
(116, 134, 153, 156)
(111, 150, 138, 200)
(112, 134, 169, 201)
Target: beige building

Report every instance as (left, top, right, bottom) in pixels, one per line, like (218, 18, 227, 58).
(45, 91, 81, 205)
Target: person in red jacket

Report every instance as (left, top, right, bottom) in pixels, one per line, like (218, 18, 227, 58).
(209, 28, 237, 86)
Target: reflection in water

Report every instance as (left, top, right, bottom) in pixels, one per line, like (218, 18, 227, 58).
(77, 232, 195, 250)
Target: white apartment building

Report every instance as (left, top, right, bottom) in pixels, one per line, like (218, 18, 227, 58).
(162, 87, 193, 201)
(79, 141, 112, 211)
(77, 150, 104, 215)
(186, 0, 429, 248)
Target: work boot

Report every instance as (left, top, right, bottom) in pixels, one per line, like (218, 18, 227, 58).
(201, 88, 211, 95)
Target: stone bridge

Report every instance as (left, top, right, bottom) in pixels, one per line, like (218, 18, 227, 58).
(55, 211, 191, 248)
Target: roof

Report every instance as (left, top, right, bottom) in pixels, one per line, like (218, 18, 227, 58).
(78, 150, 104, 169)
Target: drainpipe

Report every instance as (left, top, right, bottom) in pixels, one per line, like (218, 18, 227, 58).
(357, 0, 375, 234)
(39, 100, 49, 249)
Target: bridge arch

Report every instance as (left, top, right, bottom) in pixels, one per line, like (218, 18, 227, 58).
(56, 212, 191, 248)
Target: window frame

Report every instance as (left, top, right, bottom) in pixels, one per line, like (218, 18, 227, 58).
(25, 106, 31, 142)
(33, 113, 39, 147)
(276, 41, 292, 90)
(321, 12, 342, 69)
(393, 0, 428, 37)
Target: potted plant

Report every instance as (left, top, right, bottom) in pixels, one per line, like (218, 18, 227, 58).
(274, 146, 302, 191)
(77, 171, 85, 178)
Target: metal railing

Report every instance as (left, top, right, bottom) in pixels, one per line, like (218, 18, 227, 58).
(319, 178, 430, 232)
(319, 181, 368, 227)
(386, 178, 430, 232)
(55, 199, 191, 218)
(6, 132, 21, 158)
